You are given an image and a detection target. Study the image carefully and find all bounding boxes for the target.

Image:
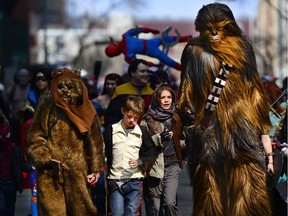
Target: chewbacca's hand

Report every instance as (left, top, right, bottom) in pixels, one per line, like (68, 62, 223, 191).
(181, 111, 195, 126)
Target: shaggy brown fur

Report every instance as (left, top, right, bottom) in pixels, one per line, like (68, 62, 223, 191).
(178, 3, 272, 216)
(26, 69, 104, 215)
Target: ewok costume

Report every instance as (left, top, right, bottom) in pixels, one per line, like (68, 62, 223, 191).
(26, 68, 104, 216)
(178, 3, 272, 216)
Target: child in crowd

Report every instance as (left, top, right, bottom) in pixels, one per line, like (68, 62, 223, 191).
(103, 95, 158, 216)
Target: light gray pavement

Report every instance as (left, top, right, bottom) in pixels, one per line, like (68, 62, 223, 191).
(15, 166, 193, 216)
(178, 166, 193, 216)
(15, 189, 31, 216)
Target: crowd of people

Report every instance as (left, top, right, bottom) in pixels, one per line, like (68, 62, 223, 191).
(0, 3, 287, 216)
(1, 61, 287, 216)
(0, 59, 180, 216)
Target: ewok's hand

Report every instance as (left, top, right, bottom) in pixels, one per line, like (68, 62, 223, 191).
(87, 172, 100, 186)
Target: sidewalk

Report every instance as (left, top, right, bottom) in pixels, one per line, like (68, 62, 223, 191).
(15, 189, 31, 216)
(178, 165, 193, 215)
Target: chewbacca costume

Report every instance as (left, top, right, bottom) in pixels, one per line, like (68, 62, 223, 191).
(178, 3, 272, 216)
(26, 68, 104, 215)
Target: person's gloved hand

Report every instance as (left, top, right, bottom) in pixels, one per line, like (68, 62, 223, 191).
(161, 130, 172, 142)
(142, 28, 160, 34)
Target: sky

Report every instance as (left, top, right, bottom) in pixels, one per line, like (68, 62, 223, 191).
(70, 0, 260, 20)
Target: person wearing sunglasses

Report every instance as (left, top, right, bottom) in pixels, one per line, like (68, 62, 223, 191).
(22, 67, 52, 120)
(18, 66, 53, 216)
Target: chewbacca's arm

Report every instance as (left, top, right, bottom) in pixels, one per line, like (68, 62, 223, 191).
(178, 45, 196, 127)
(243, 42, 272, 133)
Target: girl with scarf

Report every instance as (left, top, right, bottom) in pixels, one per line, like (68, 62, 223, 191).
(141, 84, 184, 216)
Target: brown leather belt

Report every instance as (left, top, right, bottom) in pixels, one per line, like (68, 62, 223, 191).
(108, 178, 143, 182)
(164, 154, 178, 163)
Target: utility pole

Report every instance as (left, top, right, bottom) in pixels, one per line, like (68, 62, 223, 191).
(42, 0, 48, 65)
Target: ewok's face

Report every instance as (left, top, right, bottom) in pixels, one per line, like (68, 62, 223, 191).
(57, 78, 83, 105)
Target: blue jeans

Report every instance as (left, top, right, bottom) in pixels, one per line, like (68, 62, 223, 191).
(108, 179, 142, 216)
(0, 180, 17, 216)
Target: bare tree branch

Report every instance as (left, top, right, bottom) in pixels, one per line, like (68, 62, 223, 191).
(70, 0, 144, 66)
(262, 0, 288, 21)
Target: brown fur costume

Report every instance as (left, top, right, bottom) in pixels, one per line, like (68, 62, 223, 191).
(26, 68, 104, 215)
(178, 3, 272, 216)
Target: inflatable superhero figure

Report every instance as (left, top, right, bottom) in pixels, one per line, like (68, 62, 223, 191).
(105, 27, 192, 70)
(178, 3, 273, 216)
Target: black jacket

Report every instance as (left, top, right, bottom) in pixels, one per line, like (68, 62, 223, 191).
(11, 145, 33, 193)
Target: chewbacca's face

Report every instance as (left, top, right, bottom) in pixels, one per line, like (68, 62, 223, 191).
(57, 78, 83, 105)
(195, 3, 242, 44)
(203, 21, 230, 43)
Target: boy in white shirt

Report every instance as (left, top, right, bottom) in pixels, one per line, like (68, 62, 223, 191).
(104, 95, 157, 216)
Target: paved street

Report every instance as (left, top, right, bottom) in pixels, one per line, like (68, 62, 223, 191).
(15, 189, 30, 216)
(15, 166, 193, 216)
(178, 166, 193, 216)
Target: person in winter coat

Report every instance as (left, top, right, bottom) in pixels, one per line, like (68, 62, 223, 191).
(141, 84, 185, 216)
